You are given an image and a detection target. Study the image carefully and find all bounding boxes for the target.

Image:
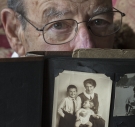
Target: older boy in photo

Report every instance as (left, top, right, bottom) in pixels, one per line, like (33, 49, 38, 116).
(58, 85, 78, 127)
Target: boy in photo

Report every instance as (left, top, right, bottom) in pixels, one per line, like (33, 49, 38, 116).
(58, 85, 78, 127)
(75, 100, 100, 127)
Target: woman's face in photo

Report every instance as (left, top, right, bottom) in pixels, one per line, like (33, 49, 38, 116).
(85, 83, 95, 94)
(68, 88, 77, 98)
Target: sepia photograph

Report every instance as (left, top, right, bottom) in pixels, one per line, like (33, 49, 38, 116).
(52, 71, 112, 127)
(113, 73, 135, 116)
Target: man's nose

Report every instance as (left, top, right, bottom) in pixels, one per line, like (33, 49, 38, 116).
(70, 24, 96, 50)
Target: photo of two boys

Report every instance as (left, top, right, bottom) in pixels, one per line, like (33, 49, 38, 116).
(52, 71, 112, 127)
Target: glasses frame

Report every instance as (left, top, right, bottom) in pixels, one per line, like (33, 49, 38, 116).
(88, 8, 125, 37)
(17, 7, 125, 45)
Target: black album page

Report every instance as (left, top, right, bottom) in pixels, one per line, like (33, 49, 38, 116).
(45, 57, 135, 127)
(0, 57, 44, 127)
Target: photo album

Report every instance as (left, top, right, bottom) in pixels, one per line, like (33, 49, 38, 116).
(0, 50, 135, 127)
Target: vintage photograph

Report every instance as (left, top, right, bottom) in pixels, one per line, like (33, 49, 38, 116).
(114, 73, 135, 116)
(52, 71, 112, 127)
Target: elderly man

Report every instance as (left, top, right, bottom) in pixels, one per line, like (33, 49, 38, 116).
(1, 0, 125, 57)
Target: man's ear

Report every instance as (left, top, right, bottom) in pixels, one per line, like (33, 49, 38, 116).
(1, 8, 25, 56)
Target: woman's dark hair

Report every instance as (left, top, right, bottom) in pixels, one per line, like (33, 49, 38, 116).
(83, 78, 96, 87)
(67, 85, 77, 92)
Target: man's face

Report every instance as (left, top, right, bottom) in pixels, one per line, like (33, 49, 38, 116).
(85, 83, 95, 94)
(68, 88, 77, 98)
(20, 0, 113, 54)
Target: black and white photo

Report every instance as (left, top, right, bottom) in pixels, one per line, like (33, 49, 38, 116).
(114, 73, 135, 116)
(52, 71, 112, 127)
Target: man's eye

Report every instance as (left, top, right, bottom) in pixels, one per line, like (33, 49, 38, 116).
(51, 21, 70, 30)
(53, 22, 64, 29)
(45, 21, 68, 31)
(90, 19, 110, 27)
(45, 20, 76, 33)
(94, 19, 107, 25)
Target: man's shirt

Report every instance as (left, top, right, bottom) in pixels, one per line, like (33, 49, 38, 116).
(11, 52, 19, 57)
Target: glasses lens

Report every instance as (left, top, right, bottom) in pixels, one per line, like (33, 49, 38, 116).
(89, 11, 122, 36)
(43, 19, 77, 44)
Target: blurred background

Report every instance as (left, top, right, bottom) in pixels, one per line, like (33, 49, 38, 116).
(0, 0, 135, 58)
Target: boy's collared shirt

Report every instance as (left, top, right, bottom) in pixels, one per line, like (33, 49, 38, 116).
(58, 96, 78, 117)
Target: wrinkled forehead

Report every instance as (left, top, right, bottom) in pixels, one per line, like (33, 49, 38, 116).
(25, 0, 112, 15)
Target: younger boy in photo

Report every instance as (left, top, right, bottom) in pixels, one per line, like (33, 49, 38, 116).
(75, 100, 100, 127)
(58, 85, 78, 127)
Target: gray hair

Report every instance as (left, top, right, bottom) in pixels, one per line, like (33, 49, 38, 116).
(7, 0, 27, 29)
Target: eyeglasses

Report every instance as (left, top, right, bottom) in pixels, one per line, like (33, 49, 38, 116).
(18, 8, 125, 45)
